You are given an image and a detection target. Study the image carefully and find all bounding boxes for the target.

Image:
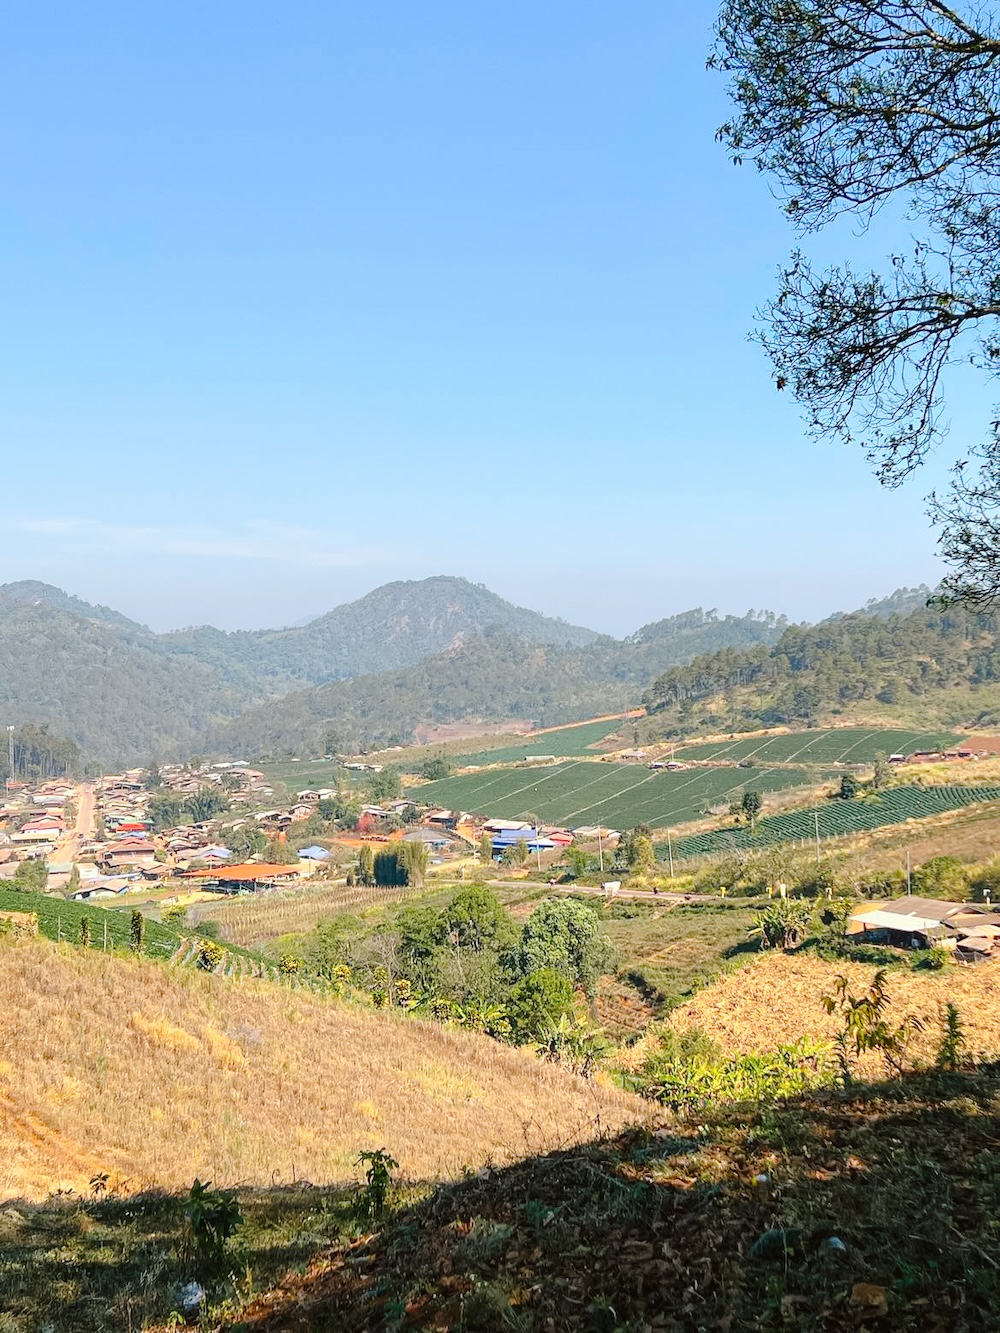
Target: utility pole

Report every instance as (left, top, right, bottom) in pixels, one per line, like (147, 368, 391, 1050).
(667, 829, 674, 878)
(814, 810, 821, 866)
(598, 828, 604, 874)
(907, 848, 911, 895)
(6, 726, 13, 782)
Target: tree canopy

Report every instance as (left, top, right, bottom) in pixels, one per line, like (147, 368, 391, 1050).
(713, 0, 1000, 600)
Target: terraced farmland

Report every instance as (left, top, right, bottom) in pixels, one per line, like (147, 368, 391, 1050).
(664, 785, 1000, 860)
(414, 761, 835, 830)
(0, 891, 261, 974)
(675, 728, 963, 766)
(452, 719, 627, 766)
(0, 890, 185, 958)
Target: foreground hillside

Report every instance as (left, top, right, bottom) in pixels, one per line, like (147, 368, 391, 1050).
(207, 1066, 1000, 1331)
(0, 940, 642, 1201)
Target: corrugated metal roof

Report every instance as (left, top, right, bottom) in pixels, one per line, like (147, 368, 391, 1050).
(853, 908, 945, 932)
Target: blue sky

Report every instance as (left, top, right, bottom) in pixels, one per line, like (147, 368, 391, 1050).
(0, 2, 959, 634)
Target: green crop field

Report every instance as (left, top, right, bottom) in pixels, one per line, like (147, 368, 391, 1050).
(261, 761, 368, 792)
(662, 784, 1000, 860)
(413, 761, 835, 830)
(675, 728, 963, 766)
(451, 719, 627, 767)
(0, 889, 184, 958)
(0, 890, 262, 969)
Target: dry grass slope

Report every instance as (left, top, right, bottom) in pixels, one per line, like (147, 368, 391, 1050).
(0, 939, 644, 1202)
(656, 951, 1000, 1076)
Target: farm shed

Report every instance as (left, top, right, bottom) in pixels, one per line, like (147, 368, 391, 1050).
(183, 862, 304, 892)
(850, 898, 1000, 954)
(849, 907, 951, 949)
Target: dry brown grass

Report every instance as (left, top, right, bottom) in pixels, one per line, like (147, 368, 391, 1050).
(199, 883, 416, 945)
(0, 939, 644, 1203)
(654, 950, 1000, 1076)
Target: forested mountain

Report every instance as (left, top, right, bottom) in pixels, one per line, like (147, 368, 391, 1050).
(643, 602, 1000, 738)
(1, 580, 146, 630)
(159, 576, 599, 685)
(825, 585, 935, 622)
(0, 578, 784, 762)
(0, 588, 264, 762)
(210, 610, 788, 757)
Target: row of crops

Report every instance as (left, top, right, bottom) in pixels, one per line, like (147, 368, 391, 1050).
(415, 761, 836, 830)
(675, 728, 964, 766)
(0, 889, 184, 956)
(662, 785, 1000, 861)
(451, 718, 626, 766)
(0, 889, 259, 965)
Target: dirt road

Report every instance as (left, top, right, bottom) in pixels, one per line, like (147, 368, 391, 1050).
(52, 783, 95, 862)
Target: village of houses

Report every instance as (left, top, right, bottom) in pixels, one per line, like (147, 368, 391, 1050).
(0, 761, 584, 914)
(5, 749, 1000, 965)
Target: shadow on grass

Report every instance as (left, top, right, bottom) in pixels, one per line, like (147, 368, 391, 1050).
(219, 1067, 1000, 1332)
(7, 1069, 1000, 1331)
(0, 1183, 360, 1332)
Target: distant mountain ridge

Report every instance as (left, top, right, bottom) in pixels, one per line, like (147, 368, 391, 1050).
(209, 611, 790, 758)
(158, 576, 599, 686)
(0, 577, 789, 762)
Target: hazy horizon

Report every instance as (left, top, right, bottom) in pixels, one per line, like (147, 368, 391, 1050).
(1, 568, 936, 640)
(0, 3, 954, 636)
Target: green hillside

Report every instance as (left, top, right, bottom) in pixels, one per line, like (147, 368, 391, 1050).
(412, 760, 835, 829)
(0, 579, 784, 764)
(212, 611, 787, 759)
(665, 784, 1000, 859)
(644, 602, 1000, 739)
(676, 727, 964, 765)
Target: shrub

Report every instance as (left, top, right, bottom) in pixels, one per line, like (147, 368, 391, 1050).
(197, 940, 224, 971)
(635, 1027, 831, 1109)
(752, 898, 812, 949)
(185, 1179, 243, 1270)
(356, 1149, 399, 1218)
(129, 910, 144, 953)
(506, 969, 575, 1044)
(911, 855, 970, 900)
(838, 773, 859, 799)
(13, 858, 47, 893)
(936, 1002, 968, 1072)
(822, 969, 923, 1081)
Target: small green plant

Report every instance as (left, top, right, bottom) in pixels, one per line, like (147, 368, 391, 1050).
(356, 1148, 399, 1219)
(936, 1002, 968, 1072)
(822, 968, 923, 1081)
(634, 1027, 831, 1108)
(278, 953, 301, 977)
(185, 1178, 243, 1269)
(79, 916, 91, 948)
(89, 1172, 108, 1197)
(129, 910, 144, 953)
